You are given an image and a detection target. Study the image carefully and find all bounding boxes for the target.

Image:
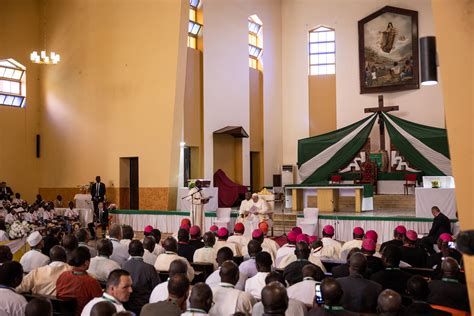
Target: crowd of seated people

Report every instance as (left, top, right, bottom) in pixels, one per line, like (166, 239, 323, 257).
(0, 203, 470, 315)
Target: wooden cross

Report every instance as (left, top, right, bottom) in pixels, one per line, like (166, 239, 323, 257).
(364, 95, 399, 150)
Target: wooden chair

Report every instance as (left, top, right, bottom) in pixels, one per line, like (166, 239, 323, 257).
(355, 159, 378, 194)
(403, 173, 418, 194)
(191, 262, 215, 281)
(24, 293, 76, 316)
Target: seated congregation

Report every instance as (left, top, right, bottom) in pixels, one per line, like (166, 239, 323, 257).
(0, 210, 469, 316)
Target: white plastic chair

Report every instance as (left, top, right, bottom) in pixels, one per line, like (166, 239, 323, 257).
(296, 208, 319, 235)
(213, 208, 231, 229)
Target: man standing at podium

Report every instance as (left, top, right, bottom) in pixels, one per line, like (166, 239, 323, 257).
(186, 180, 208, 229)
(90, 176, 106, 212)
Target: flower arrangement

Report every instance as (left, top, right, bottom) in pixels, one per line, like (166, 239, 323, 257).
(8, 220, 32, 240)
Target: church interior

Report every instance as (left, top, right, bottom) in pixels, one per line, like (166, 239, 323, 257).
(0, 0, 473, 314)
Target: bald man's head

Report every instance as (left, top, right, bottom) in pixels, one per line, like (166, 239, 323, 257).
(261, 282, 289, 315)
(90, 301, 116, 316)
(377, 289, 402, 316)
(163, 237, 178, 253)
(188, 283, 213, 312)
(219, 260, 239, 285)
(49, 245, 67, 263)
(441, 257, 459, 278)
(294, 241, 310, 260)
(169, 259, 188, 278)
(320, 277, 343, 305)
(302, 264, 324, 282)
(349, 252, 367, 275)
(25, 298, 53, 316)
(247, 239, 262, 257)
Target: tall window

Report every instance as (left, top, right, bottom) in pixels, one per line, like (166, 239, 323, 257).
(188, 0, 202, 49)
(309, 26, 335, 75)
(248, 15, 263, 69)
(0, 59, 26, 107)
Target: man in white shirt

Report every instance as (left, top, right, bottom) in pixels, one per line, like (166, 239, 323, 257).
(245, 251, 272, 299)
(20, 231, 50, 273)
(214, 227, 241, 256)
(210, 261, 256, 315)
(275, 231, 297, 268)
(340, 226, 365, 260)
(321, 225, 342, 259)
(64, 202, 79, 220)
(108, 224, 129, 266)
(81, 269, 132, 315)
(154, 237, 194, 281)
(149, 259, 188, 303)
(0, 261, 27, 316)
(5, 209, 19, 225)
(120, 225, 134, 248)
(194, 232, 218, 269)
(143, 236, 158, 266)
(242, 229, 276, 265)
(87, 239, 121, 282)
(227, 223, 250, 252)
(237, 192, 254, 225)
(251, 272, 308, 316)
(206, 247, 248, 291)
(239, 240, 261, 278)
(150, 228, 165, 256)
(287, 264, 323, 308)
(17, 245, 71, 296)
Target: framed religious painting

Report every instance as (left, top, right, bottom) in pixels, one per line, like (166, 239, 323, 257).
(358, 6, 419, 94)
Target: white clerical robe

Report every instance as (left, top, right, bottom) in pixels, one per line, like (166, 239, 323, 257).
(244, 272, 269, 300)
(287, 278, 319, 308)
(277, 253, 326, 272)
(275, 244, 296, 267)
(154, 251, 195, 281)
(17, 261, 72, 296)
(186, 187, 205, 229)
(87, 256, 121, 282)
(209, 282, 256, 316)
(340, 239, 363, 259)
(250, 198, 269, 222)
(149, 281, 168, 303)
(321, 237, 342, 259)
(193, 247, 218, 269)
(19, 249, 50, 274)
(227, 234, 250, 253)
(262, 238, 279, 258)
(206, 268, 248, 291)
(214, 240, 241, 256)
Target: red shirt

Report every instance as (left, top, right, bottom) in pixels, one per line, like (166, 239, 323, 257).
(56, 268, 103, 316)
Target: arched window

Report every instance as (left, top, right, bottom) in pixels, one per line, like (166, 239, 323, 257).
(0, 59, 26, 107)
(248, 15, 263, 69)
(309, 26, 335, 75)
(188, 0, 202, 49)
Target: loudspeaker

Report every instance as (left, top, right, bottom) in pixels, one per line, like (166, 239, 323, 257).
(36, 134, 40, 158)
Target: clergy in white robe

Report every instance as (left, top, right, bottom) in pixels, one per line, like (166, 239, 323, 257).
(275, 231, 297, 267)
(186, 180, 208, 229)
(227, 223, 250, 253)
(214, 227, 241, 256)
(250, 194, 271, 223)
(320, 225, 342, 259)
(154, 237, 195, 281)
(20, 231, 50, 274)
(209, 261, 256, 316)
(194, 232, 218, 269)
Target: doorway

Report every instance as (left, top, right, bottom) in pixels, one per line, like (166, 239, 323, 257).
(120, 157, 139, 210)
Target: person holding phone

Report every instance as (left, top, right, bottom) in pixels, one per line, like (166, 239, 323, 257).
(308, 278, 357, 315)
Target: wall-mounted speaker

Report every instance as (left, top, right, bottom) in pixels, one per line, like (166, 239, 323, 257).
(36, 134, 40, 158)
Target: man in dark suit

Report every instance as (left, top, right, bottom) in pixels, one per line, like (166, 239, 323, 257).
(370, 246, 411, 295)
(380, 225, 406, 254)
(421, 206, 452, 255)
(283, 241, 323, 286)
(428, 257, 470, 312)
(0, 182, 13, 201)
(331, 247, 360, 279)
(337, 252, 382, 313)
(400, 230, 428, 268)
(308, 277, 358, 316)
(90, 176, 106, 212)
(404, 275, 451, 316)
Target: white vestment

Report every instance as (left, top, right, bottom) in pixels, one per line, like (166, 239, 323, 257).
(186, 187, 205, 228)
(206, 268, 248, 291)
(287, 278, 319, 307)
(209, 282, 256, 316)
(193, 247, 218, 269)
(244, 272, 269, 300)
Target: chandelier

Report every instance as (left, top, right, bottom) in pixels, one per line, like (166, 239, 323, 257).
(30, 51, 60, 64)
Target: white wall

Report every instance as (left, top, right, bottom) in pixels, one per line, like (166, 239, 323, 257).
(281, 0, 445, 165)
(203, 0, 282, 186)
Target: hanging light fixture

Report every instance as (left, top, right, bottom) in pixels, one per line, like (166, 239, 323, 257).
(30, 0, 60, 65)
(420, 36, 437, 86)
